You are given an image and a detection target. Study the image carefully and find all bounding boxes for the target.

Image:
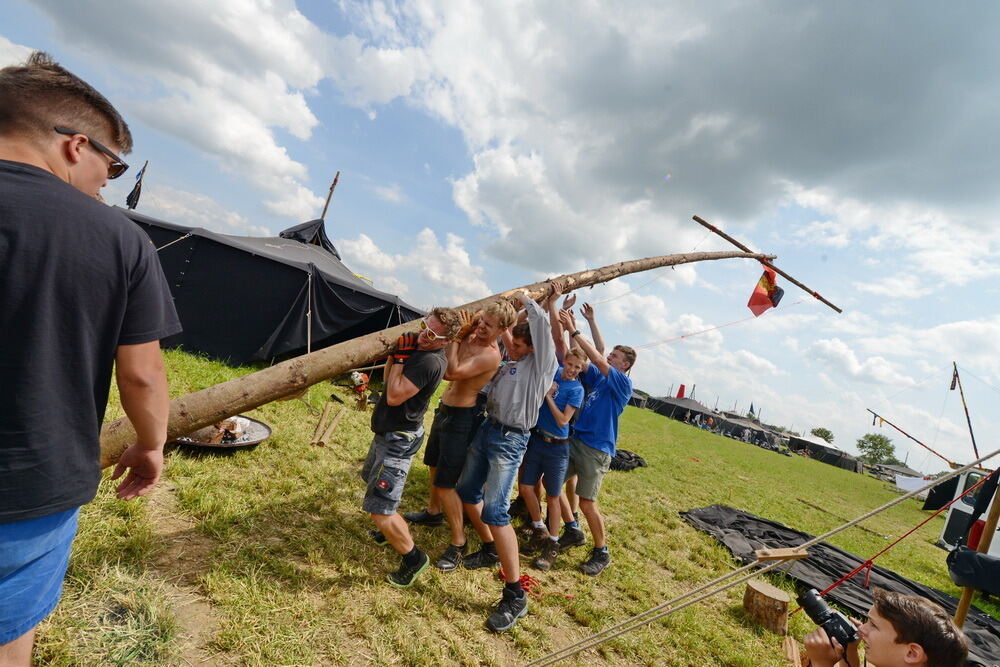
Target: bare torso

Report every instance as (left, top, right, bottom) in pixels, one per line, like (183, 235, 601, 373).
(441, 335, 501, 407)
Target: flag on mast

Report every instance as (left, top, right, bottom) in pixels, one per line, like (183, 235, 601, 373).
(747, 265, 784, 316)
(126, 161, 148, 210)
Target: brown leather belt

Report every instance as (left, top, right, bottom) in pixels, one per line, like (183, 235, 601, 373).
(532, 429, 568, 445)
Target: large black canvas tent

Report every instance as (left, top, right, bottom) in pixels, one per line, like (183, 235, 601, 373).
(788, 434, 863, 473)
(646, 396, 718, 423)
(123, 208, 422, 364)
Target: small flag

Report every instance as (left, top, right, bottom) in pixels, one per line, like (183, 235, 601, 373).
(747, 265, 785, 317)
(748, 403, 755, 415)
(126, 161, 148, 210)
(950, 367, 959, 391)
(677, 384, 686, 399)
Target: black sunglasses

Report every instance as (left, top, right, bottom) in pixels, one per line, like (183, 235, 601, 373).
(54, 126, 129, 179)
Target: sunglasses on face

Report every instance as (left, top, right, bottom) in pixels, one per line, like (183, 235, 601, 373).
(419, 319, 447, 341)
(54, 126, 129, 179)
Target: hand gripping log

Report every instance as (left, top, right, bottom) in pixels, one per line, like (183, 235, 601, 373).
(100, 249, 772, 467)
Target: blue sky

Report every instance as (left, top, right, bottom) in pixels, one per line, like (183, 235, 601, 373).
(4, 1, 999, 473)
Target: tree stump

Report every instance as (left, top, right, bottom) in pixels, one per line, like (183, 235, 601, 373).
(743, 579, 790, 635)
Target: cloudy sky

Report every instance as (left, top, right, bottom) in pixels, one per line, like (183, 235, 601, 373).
(4, 1, 999, 473)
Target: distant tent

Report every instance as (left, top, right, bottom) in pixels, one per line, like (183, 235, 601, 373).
(123, 208, 422, 364)
(646, 396, 718, 423)
(788, 434, 863, 473)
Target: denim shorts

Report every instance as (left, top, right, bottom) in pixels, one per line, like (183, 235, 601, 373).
(422, 404, 479, 489)
(520, 432, 570, 496)
(0, 508, 79, 644)
(456, 420, 530, 526)
(360, 428, 424, 515)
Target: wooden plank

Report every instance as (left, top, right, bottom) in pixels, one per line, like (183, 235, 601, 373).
(755, 547, 809, 561)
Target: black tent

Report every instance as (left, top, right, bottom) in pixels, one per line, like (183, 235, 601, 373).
(647, 396, 719, 423)
(788, 435, 863, 473)
(122, 208, 422, 364)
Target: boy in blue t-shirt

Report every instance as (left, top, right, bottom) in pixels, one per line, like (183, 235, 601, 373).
(517, 348, 587, 570)
(558, 309, 636, 576)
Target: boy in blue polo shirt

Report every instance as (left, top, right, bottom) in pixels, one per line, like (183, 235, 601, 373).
(517, 347, 587, 570)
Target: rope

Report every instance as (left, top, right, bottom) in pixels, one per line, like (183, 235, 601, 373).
(155, 232, 192, 252)
(633, 300, 803, 350)
(956, 364, 1000, 398)
(528, 446, 1000, 666)
(496, 569, 574, 600)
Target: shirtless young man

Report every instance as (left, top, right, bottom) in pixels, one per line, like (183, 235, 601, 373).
(404, 300, 517, 570)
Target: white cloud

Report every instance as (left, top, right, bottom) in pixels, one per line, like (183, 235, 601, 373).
(0, 35, 32, 65)
(337, 227, 491, 307)
(806, 338, 917, 388)
(371, 183, 407, 203)
(137, 185, 271, 236)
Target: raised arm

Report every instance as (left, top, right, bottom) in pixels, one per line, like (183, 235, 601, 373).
(559, 309, 610, 376)
(547, 281, 567, 363)
(518, 290, 556, 370)
(581, 302, 606, 356)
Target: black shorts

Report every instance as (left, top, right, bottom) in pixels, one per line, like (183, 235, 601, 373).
(423, 403, 480, 489)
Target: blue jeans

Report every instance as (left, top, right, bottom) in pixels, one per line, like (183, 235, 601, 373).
(456, 420, 530, 526)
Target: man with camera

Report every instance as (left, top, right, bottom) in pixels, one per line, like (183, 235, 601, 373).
(803, 589, 967, 667)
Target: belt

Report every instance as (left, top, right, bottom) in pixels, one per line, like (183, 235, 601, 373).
(486, 415, 529, 435)
(531, 428, 568, 445)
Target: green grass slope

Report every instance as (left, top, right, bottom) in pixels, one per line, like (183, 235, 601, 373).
(33, 349, 984, 665)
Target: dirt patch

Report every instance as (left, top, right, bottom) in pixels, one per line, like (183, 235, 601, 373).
(146, 481, 230, 666)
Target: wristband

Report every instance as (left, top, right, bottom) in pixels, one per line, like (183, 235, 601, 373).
(571, 330, 581, 337)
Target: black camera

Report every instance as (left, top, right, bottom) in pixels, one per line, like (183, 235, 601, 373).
(797, 588, 860, 648)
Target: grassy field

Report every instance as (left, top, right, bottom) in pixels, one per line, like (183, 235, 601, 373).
(32, 349, 991, 665)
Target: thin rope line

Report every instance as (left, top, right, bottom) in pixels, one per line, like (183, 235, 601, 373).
(155, 232, 192, 252)
(956, 364, 1000, 398)
(633, 300, 803, 350)
(529, 446, 1000, 665)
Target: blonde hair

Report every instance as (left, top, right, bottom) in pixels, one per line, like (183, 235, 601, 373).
(565, 348, 589, 364)
(483, 298, 518, 328)
(427, 307, 460, 339)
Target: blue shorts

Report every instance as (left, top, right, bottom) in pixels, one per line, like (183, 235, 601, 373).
(456, 420, 530, 526)
(1, 508, 79, 644)
(520, 432, 570, 497)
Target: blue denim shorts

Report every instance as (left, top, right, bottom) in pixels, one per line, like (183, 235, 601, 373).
(520, 432, 570, 496)
(0, 508, 79, 644)
(360, 428, 424, 516)
(456, 420, 530, 526)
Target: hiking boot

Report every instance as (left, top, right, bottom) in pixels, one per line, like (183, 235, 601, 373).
(435, 544, 466, 571)
(558, 525, 586, 551)
(387, 550, 430, 587)
(369, 529, 388, 546)
(519, 526, 549, 555)
(402, 509, 444, 527)
(533, 539, 560, 571)
(463, 547, 501, 570)
(486, 587, 528, 633)
(579, 548, 611, 576)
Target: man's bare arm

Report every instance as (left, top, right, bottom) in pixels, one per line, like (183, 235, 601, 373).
(384, 357, 421, 406)
(559, 309, 610, 376)
(112, 341, 170, 500)
(581, 303, 606, 356)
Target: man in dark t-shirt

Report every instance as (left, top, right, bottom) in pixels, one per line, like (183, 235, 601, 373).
(0, 53, 181, 662)
(362, 309, 454, 587)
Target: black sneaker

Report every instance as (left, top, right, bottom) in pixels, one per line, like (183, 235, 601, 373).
(369, 529, 388, 546)
(435, 544, 466, 571)
(558, 526, 586, 551)
(402, 509, 445, 526)
(519, 526, 549, 555)
(533, 539, 560, 571)
(387, 550, 430, 587)
(579, 548, 611, 576)
(463, 547, 501, 570)
(486, 587, 528, 633)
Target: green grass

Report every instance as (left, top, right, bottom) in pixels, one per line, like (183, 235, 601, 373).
(33, 348, 990, 665)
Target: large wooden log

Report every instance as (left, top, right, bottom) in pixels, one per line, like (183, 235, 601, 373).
(99, 250, 773, 467)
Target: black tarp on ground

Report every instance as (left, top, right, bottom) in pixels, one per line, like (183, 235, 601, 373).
(680, 504, 1000, 666)
(122, 208, 422, 364)
(788, 435, 863, 473)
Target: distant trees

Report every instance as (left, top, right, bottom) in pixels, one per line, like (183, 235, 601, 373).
(857, 433, 895, 464)
(810, 427, 834, 444)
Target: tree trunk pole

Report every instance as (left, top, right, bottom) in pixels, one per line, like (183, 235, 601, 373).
(99, 249, 772, 467)
(954, 481, 1000, 627)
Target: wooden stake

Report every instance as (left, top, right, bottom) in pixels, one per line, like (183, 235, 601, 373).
(311, 401, 333, 441)
(692, 215, 842, 313)
(315, 407, 347, 447)
(99, 248, 772, 466)
(781, 636, 803, 666)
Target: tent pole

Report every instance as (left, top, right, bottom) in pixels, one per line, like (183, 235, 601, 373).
(306, 272, 313, 354)
(320, 171, 341, 221)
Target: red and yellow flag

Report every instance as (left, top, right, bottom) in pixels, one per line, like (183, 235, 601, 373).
(747, 266, 784, 317)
